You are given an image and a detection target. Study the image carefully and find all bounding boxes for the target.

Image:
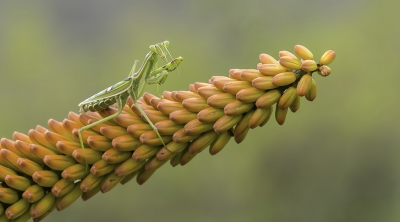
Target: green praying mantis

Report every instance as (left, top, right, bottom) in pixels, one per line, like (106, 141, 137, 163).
(77, 41, 183, 169)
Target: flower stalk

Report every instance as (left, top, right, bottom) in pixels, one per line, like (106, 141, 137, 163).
(0, 45, 335, 221)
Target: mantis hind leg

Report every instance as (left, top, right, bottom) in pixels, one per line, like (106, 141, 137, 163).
(128, 90, 172, 153)
(78, 96, 127, 170)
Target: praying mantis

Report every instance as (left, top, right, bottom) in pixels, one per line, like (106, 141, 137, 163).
(77, 41, 183, 169)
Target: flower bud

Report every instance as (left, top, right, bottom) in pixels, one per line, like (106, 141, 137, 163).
(0, 165, 17, 182)
(258, 64, 287, 76)
(173, 128, 200, 143)
(240, 69, 264, 82)
(114, 158, 145, 177)
(279, 56, 301, 70)
(223, 80, 252, 94)
(259, 53, 279, 64)
(255, 89, 281, 109)
(294, 45, 314, 60)
(301, 60, 318, 72)
(61, 164, 88, 181)
(249, 107, 272, 129)
(5, 198, 30, 219)
(90, 159, 115, 176)
(184, 119, 214, 135)
(271, 72, 297, 86)
(112, 135, 141, 152)
(169, 109, 198, 124)
(214, 115, 243, 133)
(197, 107, 225, 122)
(209, 131, 231, 155)
(43, 155, 76, 171)
(102, 148, 132, 164)
(319, 50, 336, 65)
(132, 145, 159, 162)
(233, 111, 253, 143)
(318, 65, 331, 77)
(182, 97, 210, 112)
(56, 182, 83, 211)
(22, 184, 44, 203)
(236, 87, 265, 103)
(155, 120, 184, 135)
(5, 175, 31, 191)
(72, 148, 102, 164)
(278, 86, 297, 109)
(275, 103, 288, 125)
(17, 158, 44, 176)
(207, 93, 236, 108)
(289, 95, 301, 113)
(51, 179, 75, 197)
(252, 76, 277, 90)
(99, 172, 125, 191)
(0, 187, 19, 204)
(157, 100, 184, 115)
(30, 192, 55, 219)
(296, 74, 312, 96)
(87, 135, 112, 151)
(189, 131, 218, 154)
(80, 173, 102, 193)
(224, 100, 254, 116)
(212, 76, 235, 90)
(279, 50, 297, 59)
(305, 79, 317, 101)
(32, 170, 59, 187)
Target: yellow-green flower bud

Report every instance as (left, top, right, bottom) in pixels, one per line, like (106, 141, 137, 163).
(30, 192, 55, 219)
(271, 72, 297, 86)
(319, 50, 336, 65)
(5, 198, 30, 220)
(61, 164, 88, 181)
(279, 56, 301, 70)
(294, 45, 314, 60)
(305, 79, 317, 101)
(213, 115, 242, 133)
(279, 50, 297, 59)
(275, 103, 288, 125)
(259, 53, 279, 64)
(209, 131, 231, 155)
(258, 64, 287, 75)
(22, 184, 44, 203)
(296, 74, 312, 96)
(5, 175, 31, 191)
(289, 95, 301, 113)
(0, 187, 19, 204)
(255, 89, 281, 109)
(55, 182, 83, 211)
(32, 170, 59, 187)
(301, 60, 318, 72)
(51, 179, 75, 197)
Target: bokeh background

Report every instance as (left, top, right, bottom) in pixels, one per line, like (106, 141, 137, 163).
(0, 1, 399, 222)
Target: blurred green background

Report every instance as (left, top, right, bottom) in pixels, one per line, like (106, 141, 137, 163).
(0, 1, 399, 222)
